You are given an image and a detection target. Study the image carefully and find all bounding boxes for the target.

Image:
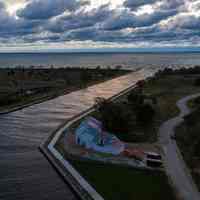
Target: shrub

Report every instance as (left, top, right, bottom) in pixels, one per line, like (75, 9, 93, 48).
(194, 78, 200, 86)
(127, 90, 144, 108)
(194, 97, 200, 107)
(95, 97, 131, 134)
(136, 104, 155, 125)
(184, 108, 200, 126)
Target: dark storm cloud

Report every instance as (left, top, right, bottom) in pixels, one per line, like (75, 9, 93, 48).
(17, 0, 90, 20)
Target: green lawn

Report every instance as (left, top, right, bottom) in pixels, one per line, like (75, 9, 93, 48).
(70, 160, 176, 200)
(175, 108, 200, 191)
(144, 75, 200, 121)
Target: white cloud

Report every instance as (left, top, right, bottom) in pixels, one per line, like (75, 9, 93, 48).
(0, 0, 199, 50)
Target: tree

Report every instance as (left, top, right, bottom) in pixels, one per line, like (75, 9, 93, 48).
(95, 97, 131, 135)
(136, 104, 155, 125)
(80, 70, 91, 84)
(127, 90, 144, 108)
(194, 78, 200, 86)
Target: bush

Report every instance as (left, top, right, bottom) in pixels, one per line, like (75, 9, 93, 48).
(194, 78, 200, 86)
(136, 104, 155, 125)
(95, 97, 131, 134)
(184, 108, 200, 126)
(0, 95, 21, 106)
(127, 90, 144, 108)
(194, 97, 200, 107)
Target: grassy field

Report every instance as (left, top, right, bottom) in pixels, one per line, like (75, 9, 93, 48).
(70, 160, 176, 200)
(143, 74, 200, 121)
(175, 108, 200, 191)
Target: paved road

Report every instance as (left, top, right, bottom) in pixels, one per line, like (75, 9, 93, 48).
(0, 70, 148, 200)
(159, 93, 200, 200)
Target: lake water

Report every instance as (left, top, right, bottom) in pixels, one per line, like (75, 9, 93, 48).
(0, 52, 200, 69)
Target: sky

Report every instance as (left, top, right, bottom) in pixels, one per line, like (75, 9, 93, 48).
(0, 0, 200, 52)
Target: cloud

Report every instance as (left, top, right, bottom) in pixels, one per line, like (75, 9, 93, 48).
(171, 15, 200, 30)
(123, 0, 158, 10)
(46, 4, 112, 33)
(159, 0, 185, 11)
(17, 0, 90, 20)
(0, 1, 42, 38)
(102, 8, 177, 31)
(0, 0, 199, 48)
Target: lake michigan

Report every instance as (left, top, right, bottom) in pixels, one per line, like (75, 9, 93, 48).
(0, 52, 200, 70)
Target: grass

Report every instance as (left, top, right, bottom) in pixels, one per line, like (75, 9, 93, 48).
(70, 160, 176, 200)
(175, 108, 200, 191)
(144, 75, 197, 120)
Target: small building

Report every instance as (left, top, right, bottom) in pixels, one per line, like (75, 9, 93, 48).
(145, 152, 163, 168)
(75, 117, 124, 155)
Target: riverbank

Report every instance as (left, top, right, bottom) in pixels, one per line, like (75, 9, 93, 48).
(52, 67, 200, 200)
(0, 67, 130, 114)
(61, 67, 200, 144)
(41, 81, 175, 200)
(0, 70, 147, 200)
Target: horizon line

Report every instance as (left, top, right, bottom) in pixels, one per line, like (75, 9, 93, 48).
(1, 47, 200, 54)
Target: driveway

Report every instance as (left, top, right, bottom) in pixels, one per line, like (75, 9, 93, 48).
(159, 93, 200, 200)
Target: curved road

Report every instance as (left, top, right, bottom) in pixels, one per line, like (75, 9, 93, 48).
(159, 93, 200, 200)
(0, 70, 148, 200)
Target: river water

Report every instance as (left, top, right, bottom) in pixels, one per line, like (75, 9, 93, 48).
(0, 70, 150, 200)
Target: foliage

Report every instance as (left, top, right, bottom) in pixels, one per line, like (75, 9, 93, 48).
(194, 97, 200, 105)
(184, 108, 200, 126)
(95, 94, 156, 140)
(136, 103, 155, 125)
(127, 89, 156, 124)
(176, 108, 200, 167)
(155, 66, 200, 77)
(80, 69, 92, 83)
(194, 78, 200, 86)
(95, 97, 131, 134)
(127, 89, 144, 108)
